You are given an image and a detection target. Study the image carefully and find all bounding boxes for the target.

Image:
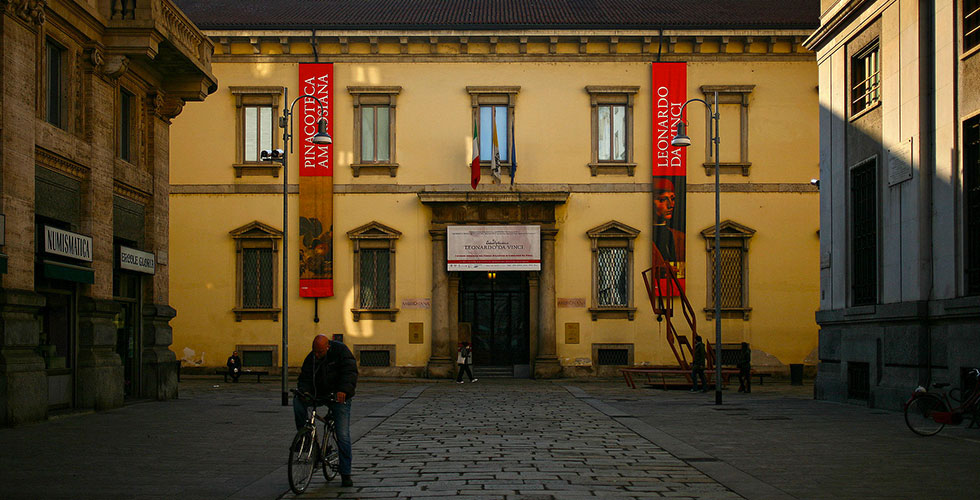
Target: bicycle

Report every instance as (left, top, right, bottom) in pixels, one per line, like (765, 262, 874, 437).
(288, 389, 340, 494)
(904, 368, 980, 436)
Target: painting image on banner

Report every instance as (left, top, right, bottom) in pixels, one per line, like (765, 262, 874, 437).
(298, 62, 334, 297)
(652, 62, 686, 295)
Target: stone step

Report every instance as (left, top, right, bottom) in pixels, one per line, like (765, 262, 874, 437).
(470, 366, 515, 378)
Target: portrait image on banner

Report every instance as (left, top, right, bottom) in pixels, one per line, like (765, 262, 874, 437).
(298, 63, 334, 297)
(651, 62, 687, 295)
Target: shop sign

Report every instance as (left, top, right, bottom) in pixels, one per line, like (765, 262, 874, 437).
(447, 225, 540, 271)
(44, 226, 92, 262)
(120, 246, 155, 274)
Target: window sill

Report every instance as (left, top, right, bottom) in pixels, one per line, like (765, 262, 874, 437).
(234, 162, 282, 178)
(234, 307, 281, 322)
(589, 162, 636, 176)
(703, 307, 751, 320)
(351, 308, 399, 322)
(849, 100, 881, 122)
(352, 162, 398, 178)
(589, 306, 636, 321)
(703, 162, 752, 176)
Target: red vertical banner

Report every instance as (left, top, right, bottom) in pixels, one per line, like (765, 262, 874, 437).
(298, 63, 334, 297)
(652, 63, 687, 296)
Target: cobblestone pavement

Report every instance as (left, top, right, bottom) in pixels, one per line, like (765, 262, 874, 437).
(289, 380, 738, 499)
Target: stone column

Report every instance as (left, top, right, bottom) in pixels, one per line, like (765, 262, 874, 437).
(528, 273, 539, 373)
(142, 304, 178, 400)
(76, 297, 123, 410)
(427, 229, 454, 378)
(0, 290, 47, 425)
(534, 229, 561, 378)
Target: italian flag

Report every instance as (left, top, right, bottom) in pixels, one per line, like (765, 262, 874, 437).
(470, 121, 480, 189)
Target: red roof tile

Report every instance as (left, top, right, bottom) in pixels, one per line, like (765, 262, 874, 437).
(173, 0, 818, 31)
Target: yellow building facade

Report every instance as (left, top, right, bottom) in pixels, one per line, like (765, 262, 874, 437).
(170, 2, 821, 378)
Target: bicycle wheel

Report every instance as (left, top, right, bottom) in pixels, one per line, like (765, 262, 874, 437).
(904, 394, 949, 436)
(288, 428, 319, 494)
(321, 425, 340, 481)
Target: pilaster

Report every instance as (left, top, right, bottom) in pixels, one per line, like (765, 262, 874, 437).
(534, 229, 561, 378)
(0, 289, 47, 425)
(75, 297, 122, 410)
(141, 303, 178, 400)
(427, 229, 454, 378)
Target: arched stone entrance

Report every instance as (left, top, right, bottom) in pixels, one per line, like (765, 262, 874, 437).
(418, 190, 568, 379)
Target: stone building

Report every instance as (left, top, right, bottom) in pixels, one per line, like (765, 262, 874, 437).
(169, 0, 821, 380)
(0, 0, 215, 425)
(806, 0, 980, 408)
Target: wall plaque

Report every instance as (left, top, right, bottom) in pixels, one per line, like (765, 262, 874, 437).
(565, 323, 580, 344)
(409, 322, 424, 344)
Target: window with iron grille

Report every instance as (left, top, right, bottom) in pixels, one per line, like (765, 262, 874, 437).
(597, 349, 630, 365)
(359, 350, 391, 367)
(966, 0, 980, 53)
(851, 41, 880, 115)
(243, 248, 273, 308)
(347, 221, 401, 321)
(965, 117, 980, 295)
(702, 220, 755, 319)
(359, 248, 390, 309)
(847, 362, 870, 401)
(587, 221, 639, 320)
(851, 159, 878, 306)
(230, 221, 282, 321)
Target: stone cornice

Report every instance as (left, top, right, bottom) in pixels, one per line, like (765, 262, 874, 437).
(171, 182, 819, 195)
(803, 0, 868, 51)
(113, 181, 152, 205)
(36, 148, 90, 180)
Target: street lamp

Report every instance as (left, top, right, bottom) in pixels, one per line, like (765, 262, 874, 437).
(262, 89, 331, 406)
(671, 90, 724, 405)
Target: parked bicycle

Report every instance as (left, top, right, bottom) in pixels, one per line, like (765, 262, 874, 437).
(904, 368, 980, 436)
(288, 389, 340, 494)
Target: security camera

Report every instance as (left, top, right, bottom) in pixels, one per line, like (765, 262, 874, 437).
(810, 178, 820, 188)
(260, 149, 284, 161)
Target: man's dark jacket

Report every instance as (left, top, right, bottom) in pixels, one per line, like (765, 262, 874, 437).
(297, 340, 358, 401)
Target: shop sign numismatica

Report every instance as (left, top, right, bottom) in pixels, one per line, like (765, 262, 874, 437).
(298, 62, 334, 297)
(44, 226, 93, 262)
(447, 225, 540, 271)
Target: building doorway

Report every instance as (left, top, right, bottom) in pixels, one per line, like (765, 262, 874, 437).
(37, 286, 76, 410)
(458, 271, 530, 373)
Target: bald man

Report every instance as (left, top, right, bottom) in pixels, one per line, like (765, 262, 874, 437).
(294, 334, 358, 486)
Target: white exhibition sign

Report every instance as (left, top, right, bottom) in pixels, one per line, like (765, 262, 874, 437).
(447, 225, 541, 271)
(44, 226, 93, 262)
(120, 246, 156, 274)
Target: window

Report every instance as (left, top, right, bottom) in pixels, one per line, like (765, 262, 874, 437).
(236, 344, 278, 368)
(467, 86, 519, 180)
(229, 221, 282, 321)
(119, 88, 134, 162)
(587, 221, 639, 320)
(591, 343, 634, 375)
(965, 0, 980, 53)
(348, 86, 401, 177)
(230, 87, 283, 177)
(45, 40, 65, 128)
(586, 86, 638, 175)
(700, 85, 754, 176)
(851, 158, 878, 306)
(701, 220, 755, 320)
(353, 345, 396, 369)
(347, 221, 401, 321)
(851, 41, 880, 115)
(965, 116, 980, 294)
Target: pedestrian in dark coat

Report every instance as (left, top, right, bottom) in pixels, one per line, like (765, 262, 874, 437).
(737, 342, 752, 393)
(455, 342, 477, 383)
(690, 335, 707, 392)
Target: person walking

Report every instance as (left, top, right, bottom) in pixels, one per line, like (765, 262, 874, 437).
(737, 342, 752, 393)
(455, 342, 477, 384)
(690, 335, 707, 392)
(226, 350, 242, 383)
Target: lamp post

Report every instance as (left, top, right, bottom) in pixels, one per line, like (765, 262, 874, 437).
(671, 90, 723, 405)
(262, 89, 332, 406)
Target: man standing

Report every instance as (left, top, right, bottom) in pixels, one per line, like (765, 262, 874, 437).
(226, 350, 242, 383)
(690, 335, 707, 393)
(294, 334, 358, 487)
(652, 177, 686, 277)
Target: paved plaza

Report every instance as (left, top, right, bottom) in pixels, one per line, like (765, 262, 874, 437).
(1, 377, 978, 499)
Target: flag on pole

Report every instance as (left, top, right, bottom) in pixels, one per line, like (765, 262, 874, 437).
(491, 115, 501, 182)
(470, 120, 480, 189)
(509, 128, 517, 185)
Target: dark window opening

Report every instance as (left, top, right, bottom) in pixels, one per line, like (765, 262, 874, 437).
(359, 350, 391, 367)
(597, 348, 629, 366)
(966, 117, 980, 294)
(119, 89, 134, 162)
(847, 362, 870, 401)
(851, 41, 880, 115)
(966, 0, 980, 53)
(242, 350, 273, 367)
(851, 159, 878, 305)
(46, 40, 65, 127)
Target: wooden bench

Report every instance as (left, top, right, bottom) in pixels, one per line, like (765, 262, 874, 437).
(215, 369, 268, 383)
(621, 367, 770, 389)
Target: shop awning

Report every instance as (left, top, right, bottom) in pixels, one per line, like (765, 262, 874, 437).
(42, 260, 94, 284)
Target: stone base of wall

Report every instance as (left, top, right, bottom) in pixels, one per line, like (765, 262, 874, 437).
(0, 289, 48, 425)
